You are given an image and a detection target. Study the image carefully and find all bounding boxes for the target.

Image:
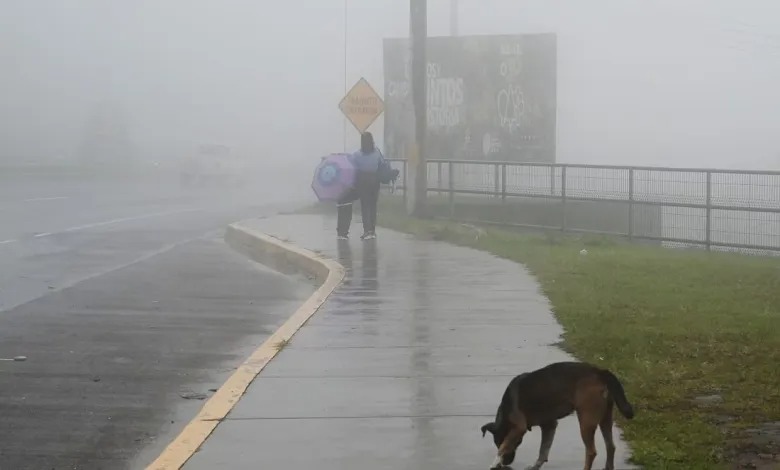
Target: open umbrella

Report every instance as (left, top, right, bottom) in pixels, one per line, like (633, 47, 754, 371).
(311, 153, 356, 202)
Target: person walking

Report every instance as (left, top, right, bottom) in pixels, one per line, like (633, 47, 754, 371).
(337, 131, 385, 240)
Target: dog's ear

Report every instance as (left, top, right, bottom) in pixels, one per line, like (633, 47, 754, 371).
(481, 422, 497, 438)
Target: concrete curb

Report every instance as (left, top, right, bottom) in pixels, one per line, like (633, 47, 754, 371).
(145, 222, 345, 470)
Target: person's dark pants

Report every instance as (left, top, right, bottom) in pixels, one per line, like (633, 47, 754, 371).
(336, 171, 380, 236)
(358, 171, 380, 234)
(336, 191, 356, 237)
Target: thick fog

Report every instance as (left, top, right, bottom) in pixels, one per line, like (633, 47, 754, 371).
(1, 0, 779, 174)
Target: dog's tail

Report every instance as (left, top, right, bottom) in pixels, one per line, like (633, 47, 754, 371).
(598, 369, 635, 419)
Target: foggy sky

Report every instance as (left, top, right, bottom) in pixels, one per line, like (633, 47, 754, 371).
(1, 0, 779, 170)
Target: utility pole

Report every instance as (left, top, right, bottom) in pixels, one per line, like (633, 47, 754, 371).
(408, 0, 427, 216)
(450, 0, 459, 36)
(343, 0, 348, 152)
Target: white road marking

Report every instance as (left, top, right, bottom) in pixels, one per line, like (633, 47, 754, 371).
(55, 208, 201, 235)
(0, 356, 26, 361)
(0, 196, 68, 211)
(2, 208, 201, 245)
(23, 196, 69, 202)
(0, 233, 207, 314)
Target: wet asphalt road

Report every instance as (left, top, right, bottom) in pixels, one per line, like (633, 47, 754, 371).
(0, 173, 313, 469)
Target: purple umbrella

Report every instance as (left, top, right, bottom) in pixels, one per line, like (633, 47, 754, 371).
(311, 153, 356, 202)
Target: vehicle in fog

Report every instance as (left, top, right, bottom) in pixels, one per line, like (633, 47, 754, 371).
(179, 143, 248, 188)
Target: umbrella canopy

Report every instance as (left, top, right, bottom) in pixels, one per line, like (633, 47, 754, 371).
(311, 153, 356, 202)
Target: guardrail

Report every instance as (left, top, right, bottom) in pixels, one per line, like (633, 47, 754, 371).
(387, 159, 780, 255)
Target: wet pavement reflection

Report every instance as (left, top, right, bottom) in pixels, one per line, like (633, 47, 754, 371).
(410, 246, 435, 464)
(185, 214, 636, 470)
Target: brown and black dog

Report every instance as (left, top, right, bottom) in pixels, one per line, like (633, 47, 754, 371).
(481, 361, 635, 470)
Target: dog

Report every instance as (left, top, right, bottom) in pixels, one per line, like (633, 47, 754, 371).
(480, 361, 635, 470)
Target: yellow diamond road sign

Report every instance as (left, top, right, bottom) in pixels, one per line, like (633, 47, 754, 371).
(339, 77, 384, 133)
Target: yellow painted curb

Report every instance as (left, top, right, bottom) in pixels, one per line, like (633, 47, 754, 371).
(146, 223, 345, 470)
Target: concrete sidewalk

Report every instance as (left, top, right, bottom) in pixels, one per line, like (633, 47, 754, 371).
(185, 214, 635, 470)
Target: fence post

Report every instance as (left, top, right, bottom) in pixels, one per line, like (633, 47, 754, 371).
(705, 170, 712, 251)
(501, 163, 507, 223)
(550, 167, 556, 195)
(402, 159, 408, 208)
(501, 164, 507, 203)
(437, 161, 443, 195)
(560, 165, 567, 231)
(628, 168, 634, 240)
(448, 160, 455, 218)
(494, 163, 500, 199)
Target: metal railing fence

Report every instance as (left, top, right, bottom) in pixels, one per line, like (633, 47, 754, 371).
(388, 159, 780, 255)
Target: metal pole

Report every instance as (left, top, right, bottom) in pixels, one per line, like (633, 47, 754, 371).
(628, 168, 634, 240)
(501, 163, 507, 204)
(448, 160, 455, 217)
(550, 167, 555, 195)
(402, 159, 408, 207)
(705, 171, 712, 251)
(450, 0, 459, 36)
(342, 0, 348, 152)
(501, 163, 507, 223)
(437, 161, 443, 195)
(410, 0, 428, 217)
(494, 163, 500, 199)
(560, 165, 567, 231)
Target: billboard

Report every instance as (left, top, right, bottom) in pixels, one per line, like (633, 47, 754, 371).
(383, 33, 557, 162)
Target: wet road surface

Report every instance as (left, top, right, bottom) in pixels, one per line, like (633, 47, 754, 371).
(0, 174, 313, 469)
(186, 215, 636, 470)
(0, 173, 305, 312)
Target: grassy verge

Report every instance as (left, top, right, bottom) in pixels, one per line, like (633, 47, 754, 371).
(302, 198, 780, 469)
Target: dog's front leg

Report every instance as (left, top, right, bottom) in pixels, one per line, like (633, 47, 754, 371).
(525, 421, 558, 470)
(490, 448, 512, 469)
(490, 427, 523, 469)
